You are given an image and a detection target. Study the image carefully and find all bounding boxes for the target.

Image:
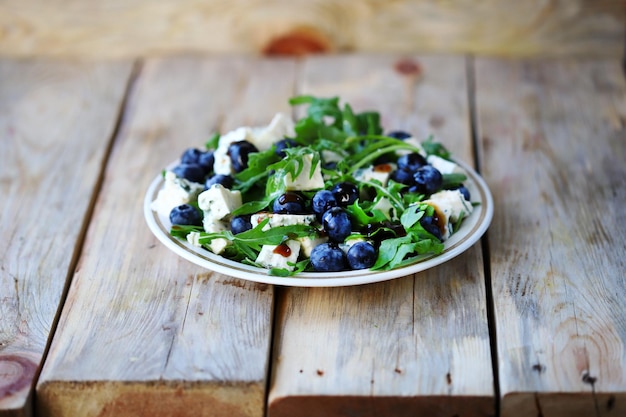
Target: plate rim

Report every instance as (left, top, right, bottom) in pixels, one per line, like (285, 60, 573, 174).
(144, 158, 493, 287)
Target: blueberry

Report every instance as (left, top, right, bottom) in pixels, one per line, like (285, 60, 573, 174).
(310, 243, 347, 272)
(346, 241, 377, 270)
(275, 138, 298, 158)
(205, 174, 234, 190)
(172, 163, 206, 183)
(412, 165, 443, 195)
(386, 130, 412, 140)
(312, 190, 338, 216)
(322, 207, 352, 243)
(180, 148, 204, 164)
(228, 141, 258, 173)
(419, 215, 443, 241)
(273, 192, 307, 214)
(197, 151, 215, 174)
(332, 182, 359, 207)
(397, 153, 427, 173)
(169, 204, 202, 226)
(390, 168, 415, 185)
(231, 215, 252, 234)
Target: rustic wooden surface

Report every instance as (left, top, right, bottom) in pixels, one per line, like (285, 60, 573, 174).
(268, 55, 494, 417)
(36, 57, 297, 417)
(0, 59, 133, 417)
(1, 53, 625, 417)
(0, 0, 623, 58)
(475, 58, 626, 416)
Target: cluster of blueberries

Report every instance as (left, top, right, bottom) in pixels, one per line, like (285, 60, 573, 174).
(167, 131, 468, 272)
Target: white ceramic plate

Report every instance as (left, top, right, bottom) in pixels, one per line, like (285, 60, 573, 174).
(144, 158, 493, 287)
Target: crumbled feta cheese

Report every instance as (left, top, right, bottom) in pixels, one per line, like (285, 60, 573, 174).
(198, 184, 242, 221)
(187, 231, 202, 247)
(284, 153, 325, 191)
(202, 219, 230, 254)
(321, 150, 344, 164)
(397, 137, 427, 157)
(298, 235, 329, 257)
(251, 113, 295, 151)
(373, 197, 397, 220)
(354, 163, 396, 187)
(151, 171, 204, 218)
(255, 240, 301, 271)
(250, 213, 317, 231)
(213, 127, 256, 175)
(422, 189, 473, 240)
(339, 236, 367, 254)
(427, 155, 464, 175)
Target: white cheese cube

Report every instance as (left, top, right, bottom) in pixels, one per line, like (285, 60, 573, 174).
(187, 231, 202, 247)
(427, 155, 465, 175)
(321, 150, 344, 164)
(373, 197, 398, 220)
(354, 163, 396, 187)
(151, 171, 205, 218)
(339, 236, 367, 254)
(422, 189, 473, 240)
(284, 153, 325, 191)
(255, 240, 301, 271)
(197, 184, 242, 221)
(201, 219, 230, 254)
(298, 235, 328, 257)
(213, 127, 256, 175)
(250, 213, 317, 231)
(397, 137, 427, 157)
(251, 113, 295, 151)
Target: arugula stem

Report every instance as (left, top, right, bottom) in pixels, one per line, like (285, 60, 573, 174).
(360, 179, 405, 212)
(348, 144, 421, 174)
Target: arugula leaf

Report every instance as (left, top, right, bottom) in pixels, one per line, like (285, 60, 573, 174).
(441, 173, 467, 189)
(193, 220, 316, 263)
(230, 199, 271, 217)
(422, 135, 451, 159)
(205, 132, 220, 150)
(372, 235, 413, 270)
(400, 204, 424, 230)
(270, 259, 310, 277)
(345, 200, 389, 227)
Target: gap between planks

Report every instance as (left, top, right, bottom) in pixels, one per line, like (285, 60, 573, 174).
(465, 54, 502, 417)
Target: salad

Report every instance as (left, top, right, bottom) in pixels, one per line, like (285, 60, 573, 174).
(150, 96, 475, 277)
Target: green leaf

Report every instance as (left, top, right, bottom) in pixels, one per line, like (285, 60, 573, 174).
(205, 132, 220, 150)
(270, 259, 310, 277)
(422, 136, 451, 159)
(345, 200, 389, 227)
(170, 224, 203, 238)
(400, 204, 424, 230)
(441, 173, 467, 189)
(371, 236, 413, 270)
(342, 103, 358, 136)
(230, 199, 271, 217)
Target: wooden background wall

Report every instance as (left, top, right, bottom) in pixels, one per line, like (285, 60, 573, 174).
(0, 0, 624, 58)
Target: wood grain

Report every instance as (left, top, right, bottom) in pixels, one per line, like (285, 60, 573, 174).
(0, 59, 133, 417)
(0, 0, 623, 58)
(474, 58, 626, 416)
(268, 55, 494, 417)
(36, 56, 297, 417)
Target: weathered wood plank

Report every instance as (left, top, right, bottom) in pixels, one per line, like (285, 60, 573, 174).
(268, 55, 494, 417)
(0, 0, 623, 58)
(0, 59, 133, 416)
(36, 56, 297, 417)
(474, 58, 626, 416)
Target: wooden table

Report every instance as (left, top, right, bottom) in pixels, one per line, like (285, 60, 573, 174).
(1, 54, 624, 417)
